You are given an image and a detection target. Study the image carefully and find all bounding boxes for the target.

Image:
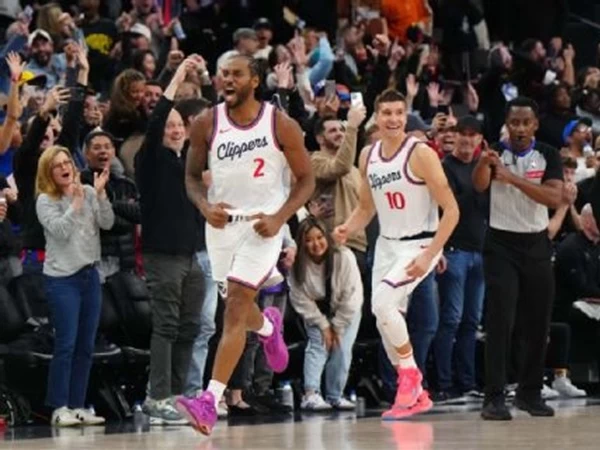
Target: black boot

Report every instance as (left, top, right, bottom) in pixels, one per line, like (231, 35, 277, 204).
(481, 395, 512, 421)
(514, 396, 555, 417)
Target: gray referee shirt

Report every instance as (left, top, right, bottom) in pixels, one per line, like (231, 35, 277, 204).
(489, 141, 563, 233)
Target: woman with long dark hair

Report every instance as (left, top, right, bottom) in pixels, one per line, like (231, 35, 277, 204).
(103, 69, 147, 141)
(289, 217, 363, 411)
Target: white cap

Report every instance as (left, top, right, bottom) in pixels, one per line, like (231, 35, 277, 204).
(28, 29, 52, 46)
(129, 23, 152, 42)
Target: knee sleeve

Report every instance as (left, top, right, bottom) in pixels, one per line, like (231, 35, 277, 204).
(372, 283, 411, 350)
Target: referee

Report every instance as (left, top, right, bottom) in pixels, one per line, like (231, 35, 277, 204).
(473, 97, 564, 420)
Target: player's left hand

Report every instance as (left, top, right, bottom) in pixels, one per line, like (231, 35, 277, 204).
(253, 213, 284, 238)
(405, 250, 434, 279)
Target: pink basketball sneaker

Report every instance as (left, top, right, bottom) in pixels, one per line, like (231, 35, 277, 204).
(259, 307, 289, 373)
(176, 391, 217, 435)
(382, 390, 433, 421)
(393, 367, 423, 409)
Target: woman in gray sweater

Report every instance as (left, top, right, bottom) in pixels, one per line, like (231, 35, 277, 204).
(35, 145, 114, 427)
(289, 217, 363, 411)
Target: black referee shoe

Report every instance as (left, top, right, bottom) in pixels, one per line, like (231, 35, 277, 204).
(514, 396, 555, 417)
(481, 396, 512, 421)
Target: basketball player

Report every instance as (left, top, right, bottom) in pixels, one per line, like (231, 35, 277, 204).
(333, 89, 459, 419)
(177, 55, 315, 435)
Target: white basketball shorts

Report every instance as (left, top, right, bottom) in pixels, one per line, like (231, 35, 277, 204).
(206, 219, 283, 291)
(371, 235, 441, 312)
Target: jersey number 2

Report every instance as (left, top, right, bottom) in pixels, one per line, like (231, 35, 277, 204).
(253, 158, 265, 178)
(385, 191, 405, 210)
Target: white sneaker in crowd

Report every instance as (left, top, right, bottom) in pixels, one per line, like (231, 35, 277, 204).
(300, 392, 332, 411)
(541, 384, 560, 400)
(143, 397, 188, 425)
(73, 408, 106, 425)
(330, 397, 356, 411)
(552, 376, 587, 398)
(51, 407, 82, 427)
(217, 397, 229, 418)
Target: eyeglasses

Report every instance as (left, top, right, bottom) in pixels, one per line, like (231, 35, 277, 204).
(52, 160, 73, 170)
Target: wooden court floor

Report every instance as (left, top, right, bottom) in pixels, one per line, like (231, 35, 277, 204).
(2, 399, 599, 449)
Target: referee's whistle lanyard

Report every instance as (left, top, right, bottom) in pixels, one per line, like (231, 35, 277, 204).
(499, 139, 536, 165)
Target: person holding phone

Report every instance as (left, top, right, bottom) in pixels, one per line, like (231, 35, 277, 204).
(35, 145, 114, 427)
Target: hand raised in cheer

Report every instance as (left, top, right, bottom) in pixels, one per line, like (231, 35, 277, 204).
(94, 167, 110, 197)
(5, 51, 24, 82)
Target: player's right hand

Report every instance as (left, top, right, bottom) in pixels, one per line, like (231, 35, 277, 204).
(332, 224, 349, 245)
(202, 202, 231, 229)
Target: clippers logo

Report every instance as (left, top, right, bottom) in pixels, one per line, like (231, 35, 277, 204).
(217, 137, 269, 161)
(369, 170, 403, 190)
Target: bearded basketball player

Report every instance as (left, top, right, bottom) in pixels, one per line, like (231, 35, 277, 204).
(177, 54, 315, 435)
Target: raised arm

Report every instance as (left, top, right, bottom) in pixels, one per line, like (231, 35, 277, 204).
(410, 144, 460, 271)
(0, 52, 24, 155)
(312, 106, 365, 182)
(472, 146, 496, 192)
(253, 110, 315, 238)
(333, 145, 377, 244)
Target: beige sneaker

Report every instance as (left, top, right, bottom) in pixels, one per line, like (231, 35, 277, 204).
(51, 407, 81, 427)
(73, 408, 106, 425)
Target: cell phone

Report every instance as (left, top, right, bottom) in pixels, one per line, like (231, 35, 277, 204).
(438, 104, 450, 114)
(70, 87, 85, 101)
(350, 92, 364, 108)
(173, 21, 187, 40)
(324, 80, 336, 99)
(22, 6, 34, 24)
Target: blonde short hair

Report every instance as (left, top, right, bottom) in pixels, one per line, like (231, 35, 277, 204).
(35, 145, 76, 199)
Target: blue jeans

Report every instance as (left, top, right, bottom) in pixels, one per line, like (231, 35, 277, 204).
(407, 271, 439, 375)
(185, 250, 218, 396)
(433, 249, 484, 392)
(45, 266, 102, 409)
(303, 312, 361, 402)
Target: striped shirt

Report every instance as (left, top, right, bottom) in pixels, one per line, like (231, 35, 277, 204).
(489, 141, 562, 233)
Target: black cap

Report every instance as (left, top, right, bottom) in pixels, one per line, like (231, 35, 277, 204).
(456, 116, 482, 135)
(253, 18, 272, 31)
(84, 128, 117, 149)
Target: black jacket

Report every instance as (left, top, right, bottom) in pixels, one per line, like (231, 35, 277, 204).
(135, 96, 202, 255)
(0, 176, 21, 257)
(554, 231, 600, 320)
(81, 169, 140, 270)
(13, 86, 84, 251)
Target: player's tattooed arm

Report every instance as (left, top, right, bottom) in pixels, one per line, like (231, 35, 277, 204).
(273, 110, 315, 225)
(186, 108, 212, 213)
(186, 107, 231, 229)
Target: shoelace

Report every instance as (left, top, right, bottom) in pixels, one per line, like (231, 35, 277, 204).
(397, 371, 416, 396)
(196, 398, 216, 420)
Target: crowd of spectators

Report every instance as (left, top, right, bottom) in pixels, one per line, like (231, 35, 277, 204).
(0, 0, 599, 426)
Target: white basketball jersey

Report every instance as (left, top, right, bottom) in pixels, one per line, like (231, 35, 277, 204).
(208, 102, 289, 215)
(366, 137, 439, 239)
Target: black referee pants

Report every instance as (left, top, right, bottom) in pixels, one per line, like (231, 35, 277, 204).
(483, 229, 554, 399)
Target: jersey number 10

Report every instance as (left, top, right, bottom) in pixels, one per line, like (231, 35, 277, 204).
(385, 191, 406, 210)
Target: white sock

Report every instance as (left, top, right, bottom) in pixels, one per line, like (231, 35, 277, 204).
(256, 314, 274, 337)
(398, 350, 417, 369)
(206, 380, 227, 408)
